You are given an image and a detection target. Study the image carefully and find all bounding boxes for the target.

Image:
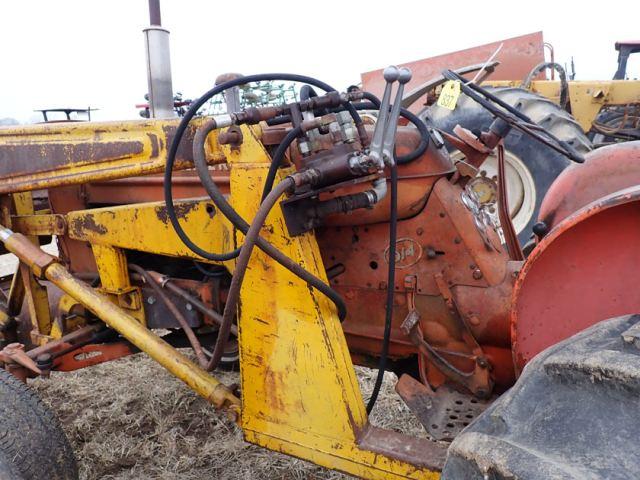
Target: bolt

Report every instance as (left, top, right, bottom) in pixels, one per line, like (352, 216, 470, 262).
(454, 237, 461, 244)
(186, 303, 193, 311)
(147, 296, 156, 305)
(426, 248, 437, 259)
(298, 139, 311, 156)
(475, 388, 489, 399)
(472, 269, 483, 280)
(477, 357, 489, 368)
(416, 227, 424, 236)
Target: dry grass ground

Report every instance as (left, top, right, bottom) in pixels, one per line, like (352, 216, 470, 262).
(31, 353, 429, 479)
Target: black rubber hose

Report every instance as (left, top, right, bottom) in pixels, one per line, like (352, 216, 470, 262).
(207, 177, 296, 370)
(522, 62, 569, 110)
(164, 73, 363, 260)
(360, 91, 429, 164)
(192, 120, 347, 321)
(163, 121, 241, 261)
(300, 84, 318, 101)
(261, 125, 303, 201)
(192, 261, 228, 278)
(366, 163, 398, 414)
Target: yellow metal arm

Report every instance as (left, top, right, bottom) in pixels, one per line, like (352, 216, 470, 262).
(0, 117, 226, 195)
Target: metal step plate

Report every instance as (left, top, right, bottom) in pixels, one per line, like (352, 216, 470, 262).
(396, 374, 492, 441)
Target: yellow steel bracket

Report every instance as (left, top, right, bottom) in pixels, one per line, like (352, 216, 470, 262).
(91, 245, 146, 324)
(9, 192, 53, 344)
(63, 198, 234, 265)
(227, 127, 444, 479)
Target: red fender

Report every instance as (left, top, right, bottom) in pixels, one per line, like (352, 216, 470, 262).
(512, 185, 640, 371)
(539, 141, 640, 230)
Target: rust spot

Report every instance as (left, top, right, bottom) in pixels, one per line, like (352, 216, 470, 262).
(155, 202, 198, 224)
(70, 214, 107, 238)
(163, 124, 197, 165)
(147, 133, 160, 158)
(0, 141, 144, 180)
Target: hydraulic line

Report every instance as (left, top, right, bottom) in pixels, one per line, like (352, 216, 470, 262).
(192, 261, 228, 278)
(166, 75, 354, 319)
(144, 269, 238, 337)
(129, 263, 209, 368)
(522, 62, 569, 109)
(206, 177, 296, 371)
(261, 125, 303, 201)
(366, 163, 398, 414)
(192, 120, 346, 322)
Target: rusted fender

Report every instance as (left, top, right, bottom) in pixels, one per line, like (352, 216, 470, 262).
(512, 185, 640, 371)
(538, 141, 640, 231)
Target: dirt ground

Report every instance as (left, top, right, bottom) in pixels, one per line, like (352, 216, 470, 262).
(32, 353, 428, 480)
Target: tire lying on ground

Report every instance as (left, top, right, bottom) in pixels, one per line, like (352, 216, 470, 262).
(441, 314, 640, 480)
(422, 87, 592, 245)
(0, 369, 78, 480)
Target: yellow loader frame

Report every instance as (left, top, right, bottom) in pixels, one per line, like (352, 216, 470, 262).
(0, 119, 444, 479)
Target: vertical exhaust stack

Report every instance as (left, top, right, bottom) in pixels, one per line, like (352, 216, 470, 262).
(143, 0, 175, 118)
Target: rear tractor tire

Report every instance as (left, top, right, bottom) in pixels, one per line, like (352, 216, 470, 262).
(0, 369, 78, 480)
(423, 87, 592, 245)
(442, 314, 640, 480)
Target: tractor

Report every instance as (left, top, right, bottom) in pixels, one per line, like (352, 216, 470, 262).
(414, 40, 640, 246)
(1, 30, 640, 480)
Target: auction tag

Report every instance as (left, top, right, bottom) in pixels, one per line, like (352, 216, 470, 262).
(437, 80, 461, 110)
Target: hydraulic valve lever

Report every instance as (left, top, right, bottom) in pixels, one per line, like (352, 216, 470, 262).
(382, 67, 412, 166)
(368, 66, 400, 168)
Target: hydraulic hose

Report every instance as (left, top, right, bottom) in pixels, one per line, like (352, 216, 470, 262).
(261, 125, 303, 201)
(360, 92, 429, 164)
(192, 120, 347, 322)
(166, 74, 355, 317)
(129, 263, 209, 369)
(522, 62, 569, 110)
(366, 163, 398, 414)
(207, 177, 296, 370)
(192, 261, 228, 278)
(165, 122, 242, 262)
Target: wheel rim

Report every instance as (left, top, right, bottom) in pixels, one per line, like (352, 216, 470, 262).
(453, 150, 537, 235)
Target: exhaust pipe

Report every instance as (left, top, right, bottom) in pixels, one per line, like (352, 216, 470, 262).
(143, 0, 175, 118)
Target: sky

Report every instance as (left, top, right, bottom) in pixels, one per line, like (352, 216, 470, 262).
(1, 0, 639, 123)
